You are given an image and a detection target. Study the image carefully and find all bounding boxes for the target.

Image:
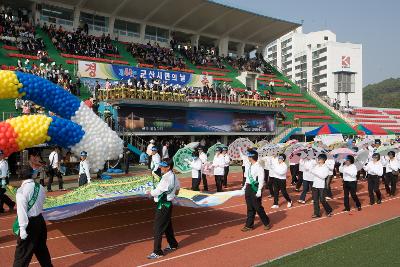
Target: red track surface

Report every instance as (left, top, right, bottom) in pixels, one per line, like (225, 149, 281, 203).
(1, 172, 399, 266)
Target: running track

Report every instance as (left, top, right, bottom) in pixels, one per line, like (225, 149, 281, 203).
(0, 172, 399, 266)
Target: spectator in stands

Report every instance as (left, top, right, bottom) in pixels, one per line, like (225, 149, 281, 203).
(268, 79, 275, 94)
(178, 43, 224, 69)
(128, 41, 185, 69)
(46, 24, 118, 58)
(0, 10, 45, 54)
(284, 81, 291, 90)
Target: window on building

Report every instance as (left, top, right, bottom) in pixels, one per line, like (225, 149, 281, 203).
(80, 12, 109, 32)
(324, 36, 328, 41)
(114, 19, 140, 38)
(39, 4, 73, 26)
(334, 72, 355, 93)
(145, 25, 169, 43)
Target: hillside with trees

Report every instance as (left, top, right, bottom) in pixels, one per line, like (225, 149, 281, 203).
(363, 78, 400, 108)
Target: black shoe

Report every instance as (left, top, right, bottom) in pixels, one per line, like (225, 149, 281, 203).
(47, 189, 53, 192)
(357, 207, 362, 211)
(342, 208, 350, 212)
(377, 199, 382, 204)
(9, 203, 15, 212)
(241, 226, 253, 232)
(312, 214, 321, 218)
(369, 202, 374, 205)
(0, 209, 5, 213)
(163, 245, 178, 253)
(327, 212, 333, 217)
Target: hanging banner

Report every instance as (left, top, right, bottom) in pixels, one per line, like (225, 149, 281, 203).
(78, 60, 213, 87)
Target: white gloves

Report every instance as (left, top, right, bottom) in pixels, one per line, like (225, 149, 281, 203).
(20, 229, 28, 240)
(256, 190, 262, 198)
(241, 185, 246, 193)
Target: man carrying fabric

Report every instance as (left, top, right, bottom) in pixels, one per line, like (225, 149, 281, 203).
(241, 150, 270, 232)
(147, 160, 180, 259)
(13, 166, 53, 267)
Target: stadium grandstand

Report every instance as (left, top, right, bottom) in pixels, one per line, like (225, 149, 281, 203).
(2, 1, 400, 267)
(1, 0, 398, 142)
(346, 107, 400, 134)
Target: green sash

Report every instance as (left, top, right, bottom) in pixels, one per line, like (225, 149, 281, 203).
(13, 183, 40, 236)
(247, 166, 259, 193)
(157, 174, 176, 210)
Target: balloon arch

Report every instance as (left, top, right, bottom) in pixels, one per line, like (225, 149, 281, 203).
(0, 70, 123, 171)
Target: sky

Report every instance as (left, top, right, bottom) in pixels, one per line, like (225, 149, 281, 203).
(215, 0, 400, 86)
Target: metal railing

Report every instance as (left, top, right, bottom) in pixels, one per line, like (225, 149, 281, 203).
(306, 89, 356, 126)
(270, 125, 292, 144)
(2, 112, 22, 121)
(262, 58, 356, 127)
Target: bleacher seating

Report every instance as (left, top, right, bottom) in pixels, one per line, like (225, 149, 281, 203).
(294, 115, 332, 120)
(60, 53, 129, 65)
(8, 53, 39, 60)
(3, 45, 18, 50)
(275, 92, 303, 97)
(286, 109, 324, 114)
(196, 66, 230, 72)
(348, 107, 400, 133)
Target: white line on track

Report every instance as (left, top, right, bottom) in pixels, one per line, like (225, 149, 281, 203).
(0, 179, 366, 233)
(136, 195, 400, 267)
(26, 187, 392, 265)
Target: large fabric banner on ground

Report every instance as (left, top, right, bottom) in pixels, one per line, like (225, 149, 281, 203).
(6, 176, 242, 221)
(78, 60, 212, 87)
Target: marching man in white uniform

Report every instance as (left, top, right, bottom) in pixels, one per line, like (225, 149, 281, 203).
(151, 147, 161, 178)
(198, 147, 209, 191)
(212, 147, 225, 192)
(78, 151, 91, 186)
(0, 149, 15, 213)
(241, 150, 270, 232)
(187, 151, 202, 191)
(13, 166, 53, 266)
(147, 160, 180, 259)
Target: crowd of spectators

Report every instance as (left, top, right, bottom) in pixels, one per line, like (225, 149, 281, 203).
(91, 75, 284, 107)
(8, 59, 86, 117)
(171, 39, 274, 74)
(226, 52, 274, 74)
(127, 41, 186, 69)
(177, 43, 225, 69)
(0, 6, 45, 55)
(43, 23, 119, 58)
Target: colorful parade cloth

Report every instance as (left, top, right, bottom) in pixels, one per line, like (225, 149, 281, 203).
(5, 176, 243, 221)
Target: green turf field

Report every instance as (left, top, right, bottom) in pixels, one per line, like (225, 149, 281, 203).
(261, 217, 400, 267)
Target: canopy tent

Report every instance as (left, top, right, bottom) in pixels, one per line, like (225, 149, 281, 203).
(305, 124, 339, 136)
(305, 123, 357, 136)
(354, 124, 395, 135)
